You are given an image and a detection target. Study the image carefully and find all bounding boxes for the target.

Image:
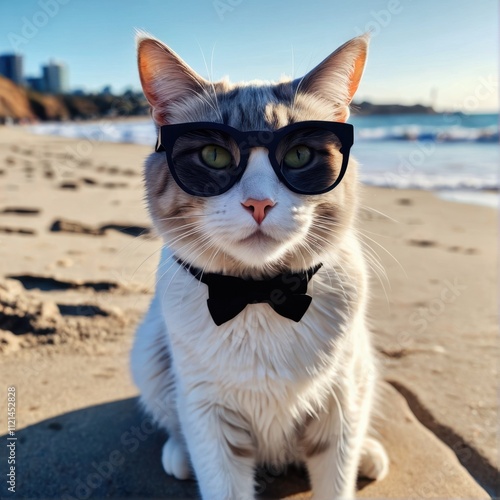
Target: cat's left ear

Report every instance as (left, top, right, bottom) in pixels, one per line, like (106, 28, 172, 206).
(136, 32, 210, 125)
(294, 34, 369, 122)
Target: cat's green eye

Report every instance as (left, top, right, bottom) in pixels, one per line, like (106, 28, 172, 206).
(201, 145, 232, 169)
(283, 145, 311, 169)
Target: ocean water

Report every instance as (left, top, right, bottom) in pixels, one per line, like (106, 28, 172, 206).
(28, 113, 499, 207)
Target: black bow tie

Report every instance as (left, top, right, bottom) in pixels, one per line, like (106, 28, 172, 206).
(179, 260, 322, 326)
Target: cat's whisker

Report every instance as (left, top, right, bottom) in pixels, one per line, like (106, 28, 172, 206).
(148, 230, 207, 286)
(155, 234, 214, 297)
(185, 88, 222, 122)
(308, 215, 398, 291)
(155, 216, 206, 222)
(130, 242, 167, 283)
(300, 236, 352, 309)
(357, 232, 407, 279)
(209, 44, 223, 121)
(200, 244, 223, 281)
(304, 231, 354, 293)
(195, 40, 223, 122)
(132, 222, 209, 284)
(361, 205, 401, 224)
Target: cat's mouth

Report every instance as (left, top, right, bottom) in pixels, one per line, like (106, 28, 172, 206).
(238, 229, 278, 246)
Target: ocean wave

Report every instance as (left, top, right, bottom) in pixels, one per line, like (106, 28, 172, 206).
(361, 172, 498, 191)
(28, 120, 500, 145)
(356, 125, 499, 143)
(28, 120, 157, 146)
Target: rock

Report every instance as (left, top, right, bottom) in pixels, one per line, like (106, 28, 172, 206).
(0, 329, 22, 353)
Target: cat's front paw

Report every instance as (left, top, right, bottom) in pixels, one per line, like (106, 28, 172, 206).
(161, 437, 191, 480)
(359, 437, 389, 481)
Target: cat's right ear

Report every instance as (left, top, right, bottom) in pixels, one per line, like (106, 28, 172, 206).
(137, 33, 208, 125)
(293, 34, 369, 122)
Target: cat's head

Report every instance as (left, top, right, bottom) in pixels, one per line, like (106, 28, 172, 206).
(137, 34, 368, 277)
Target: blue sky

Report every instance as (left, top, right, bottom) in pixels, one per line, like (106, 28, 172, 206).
(0, 0, 498, 112)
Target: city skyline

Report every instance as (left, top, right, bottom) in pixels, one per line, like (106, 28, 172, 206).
(0, 52, 69, 94)
(0, 0, 498, 112)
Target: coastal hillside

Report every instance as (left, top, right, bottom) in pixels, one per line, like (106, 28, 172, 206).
(0, 76, 35, 122)
(0, 77, 436, 123)
(0, 77, 149, 123)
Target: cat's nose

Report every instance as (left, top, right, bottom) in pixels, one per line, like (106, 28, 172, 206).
(241, 198, 276, 225)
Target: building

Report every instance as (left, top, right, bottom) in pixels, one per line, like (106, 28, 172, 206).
(25, 76, 45, 92)
(0, 53, 23, 85)
(42, 60, 69, 94)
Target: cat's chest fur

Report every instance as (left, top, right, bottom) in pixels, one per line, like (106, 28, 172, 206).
(155, 246, 366, 463)
(162, 250, 354, 359)
(159, 246, 361, 384)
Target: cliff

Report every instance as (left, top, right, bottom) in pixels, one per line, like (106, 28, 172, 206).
(0, 77, 149, 123)
(0, 76, 35, 123)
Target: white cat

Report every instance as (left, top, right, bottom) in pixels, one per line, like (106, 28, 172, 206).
(131, 33, 388, 500)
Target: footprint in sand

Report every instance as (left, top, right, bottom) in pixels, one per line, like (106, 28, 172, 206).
(447, 245, 479, 255)
(397, 198, 413, 206)
(408, 240, 479, 255)
(408, 239, 437, 247)
(49, 218, 152, 237)
(57, 303, 109, 317)
(77, 159, 92, 168)
(80, 177, 98, 185)
(59, 181, 80, 190)
(7, 274, 120, 292)
(0, 207, 41, 215)
(0, 226, 36, 235)
(102, 181, 129, 189)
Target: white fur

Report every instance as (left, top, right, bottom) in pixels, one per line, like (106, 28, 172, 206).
(131, 235, 388, 499)
(131, 33, 388, 500)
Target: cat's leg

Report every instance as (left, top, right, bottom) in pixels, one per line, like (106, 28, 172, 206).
(176, 392, 256, 500)
(358, 436, 389, 481)
(130, 294, 191, 480)
(302, 407, 361, 499)
(302, 377, 377, 499)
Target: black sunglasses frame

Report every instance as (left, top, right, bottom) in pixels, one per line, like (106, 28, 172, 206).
(155, 120, 354, 197)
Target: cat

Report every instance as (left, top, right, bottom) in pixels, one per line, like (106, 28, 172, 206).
(131, 32, 389, 500)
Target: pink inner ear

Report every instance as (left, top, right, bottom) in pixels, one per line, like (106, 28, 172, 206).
(348, 50, 367, 102)
(137, 38, 208, 126)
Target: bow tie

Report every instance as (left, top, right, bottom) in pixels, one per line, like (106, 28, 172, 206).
(179, 260, 322, 326)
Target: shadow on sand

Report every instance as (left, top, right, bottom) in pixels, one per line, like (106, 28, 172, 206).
(1, 397, 374, 499)
(0, 397, 319, 499)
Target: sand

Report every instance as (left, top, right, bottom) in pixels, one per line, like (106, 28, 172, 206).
(0, 125, 496, 498)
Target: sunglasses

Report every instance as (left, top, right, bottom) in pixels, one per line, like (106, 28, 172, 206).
(155, 121, 354, 197)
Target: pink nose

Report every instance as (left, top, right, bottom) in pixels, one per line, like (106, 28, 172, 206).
(241, 198, 276, 225)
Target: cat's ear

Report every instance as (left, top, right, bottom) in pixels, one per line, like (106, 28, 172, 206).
(294, 34, 369, 122)
(137, 33, 209, 125)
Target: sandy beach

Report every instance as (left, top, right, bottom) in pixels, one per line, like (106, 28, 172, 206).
(0, 125, 496, 499)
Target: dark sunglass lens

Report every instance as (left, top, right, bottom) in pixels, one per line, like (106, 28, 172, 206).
(277, 127, 346, 193)
(171, 129, 241, 196)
